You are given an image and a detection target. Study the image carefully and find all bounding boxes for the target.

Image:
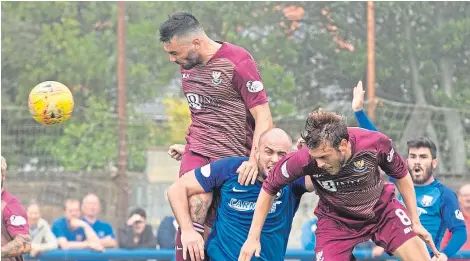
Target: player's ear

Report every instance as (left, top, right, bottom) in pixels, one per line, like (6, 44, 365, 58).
(431, 158, 438, 169)
(192, 38, 201, 50)
(339, 139, 348, 152)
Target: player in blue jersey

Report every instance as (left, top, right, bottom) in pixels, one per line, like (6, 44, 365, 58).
(351, 81, 467, 260)
(167, 128, 314, 261)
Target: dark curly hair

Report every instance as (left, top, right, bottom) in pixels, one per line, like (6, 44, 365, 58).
(407, 136, 437, 159)
(301, 109, 349, 150)
(159, 12, 203, 43)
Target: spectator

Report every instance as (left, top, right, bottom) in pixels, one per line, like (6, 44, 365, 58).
(51, 199, 103, 251)
(118, 207, 156, 250)
(441, 183, 470, 256)
(81, 193, 117, 249)
(27, 203, 58, 256)
(156, 216, 177, 250)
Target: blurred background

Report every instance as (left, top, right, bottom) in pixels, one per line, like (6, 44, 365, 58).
(1, 1, 470, 252)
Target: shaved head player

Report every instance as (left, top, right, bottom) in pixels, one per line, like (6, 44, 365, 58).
(239, 110, 440, 261)
(159, 12, 273, 261)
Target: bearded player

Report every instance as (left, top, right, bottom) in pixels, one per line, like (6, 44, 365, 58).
(239, 109, 440, 261)
(159, 12, 273, 260)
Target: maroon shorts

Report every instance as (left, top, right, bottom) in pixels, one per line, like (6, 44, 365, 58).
(178, 146, 217, 177)
(314, 198, 417, 261)
(179, 146, 218, 227)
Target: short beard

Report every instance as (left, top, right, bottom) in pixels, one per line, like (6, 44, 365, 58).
(411, 167, 433, 185)
(181, 50, 201, 70)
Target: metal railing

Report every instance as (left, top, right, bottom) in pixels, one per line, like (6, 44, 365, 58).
(24, 249, 470, 260)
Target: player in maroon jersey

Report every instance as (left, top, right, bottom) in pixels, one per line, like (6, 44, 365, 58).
(1, 156, 31, 261)
(239, 110, 441, 261)
(159, 12, 273, 260)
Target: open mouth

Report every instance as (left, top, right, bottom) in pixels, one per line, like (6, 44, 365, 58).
(413, 167, 423, 175)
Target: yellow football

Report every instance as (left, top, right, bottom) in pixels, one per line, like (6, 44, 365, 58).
(28, 81, 74, 126)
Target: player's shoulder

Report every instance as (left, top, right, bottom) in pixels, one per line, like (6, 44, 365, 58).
(215, 156, 248, 167)
(348, 127, 389, 151)
(1, 190, 25, 213)
(217, 42, 254, 66)
(436, 182, 458, 199)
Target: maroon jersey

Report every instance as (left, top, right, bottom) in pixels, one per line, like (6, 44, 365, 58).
(181, 42, 268, 159)
(1, 189, 29, 261)
(263, 128, 408, 226)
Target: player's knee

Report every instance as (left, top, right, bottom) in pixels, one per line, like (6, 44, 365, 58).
(393, 236, 431, 261)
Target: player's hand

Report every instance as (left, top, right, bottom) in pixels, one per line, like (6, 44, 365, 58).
(413, 223, 441, 258)
(237, 158, 258, 185)
(296, 138, 306, 151)
(371, 246, 385, 257)
(181, 229, 205, 261)
(238, 237, 261, 261)
(168, 144, 185, 161)
(127, 214, 143, 226)
(352, 80, 365, 112)
(432, 252, 448, 261)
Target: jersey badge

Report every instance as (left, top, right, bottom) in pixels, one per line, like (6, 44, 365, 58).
(353, 159, 368, 172)
(421, 195, 433, 207)
(211, 71, 222, 85)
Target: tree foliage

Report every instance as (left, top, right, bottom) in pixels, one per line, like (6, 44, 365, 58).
(2, 1, 469, 172)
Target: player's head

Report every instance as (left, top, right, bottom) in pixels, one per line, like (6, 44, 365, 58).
(159, 12, 205, 70)
(64, 199, 81, 220)
(458, 184, 470, 212)
(27, 203, 41, 227)
(256, 128, 292, 180)
(1, 156, 6, 188)
(406, 137, 437, 185)
(82, 193, 101, 219)
(301, 110, 350, 175)
(129, 207, 147, 234)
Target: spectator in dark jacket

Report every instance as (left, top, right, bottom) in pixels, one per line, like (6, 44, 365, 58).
(156, 216, 177, 250)
(118, 208, 156, 249)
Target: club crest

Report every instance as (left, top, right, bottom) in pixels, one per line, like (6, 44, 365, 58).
(211, 71, 222, 85)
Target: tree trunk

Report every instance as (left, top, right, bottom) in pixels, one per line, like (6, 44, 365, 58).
(398, 12, 433, 154)
(436, 4, 467, 174)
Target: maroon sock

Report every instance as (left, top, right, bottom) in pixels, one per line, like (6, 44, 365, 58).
(175, 223, 206, 261)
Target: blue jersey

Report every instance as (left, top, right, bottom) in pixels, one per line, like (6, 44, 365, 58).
(398, 180, 466, 253)
(194, 157, 307, 261)
(51, 216, 87, 242)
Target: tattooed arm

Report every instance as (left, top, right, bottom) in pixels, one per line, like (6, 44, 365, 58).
(168, 171, 212, 232)
(1, 234, 31, 257)
(189, 194, 212, 225)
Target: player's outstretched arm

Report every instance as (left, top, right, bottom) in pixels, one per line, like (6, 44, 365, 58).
(395, 174, 440, 257)
(352, 80, 378, 131)
(439, 189, 467, 258)
(238, 189, 276, 261)
(167, 172, 206, 261)
(237, 103, 273, 186)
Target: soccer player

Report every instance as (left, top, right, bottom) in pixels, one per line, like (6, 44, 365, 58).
(159, 12, 273, 259)
(352, 81, 467, 260)
(167, 128, 314, 261)
(239, 110, 440, 261)
(1, 156, 32, 260)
